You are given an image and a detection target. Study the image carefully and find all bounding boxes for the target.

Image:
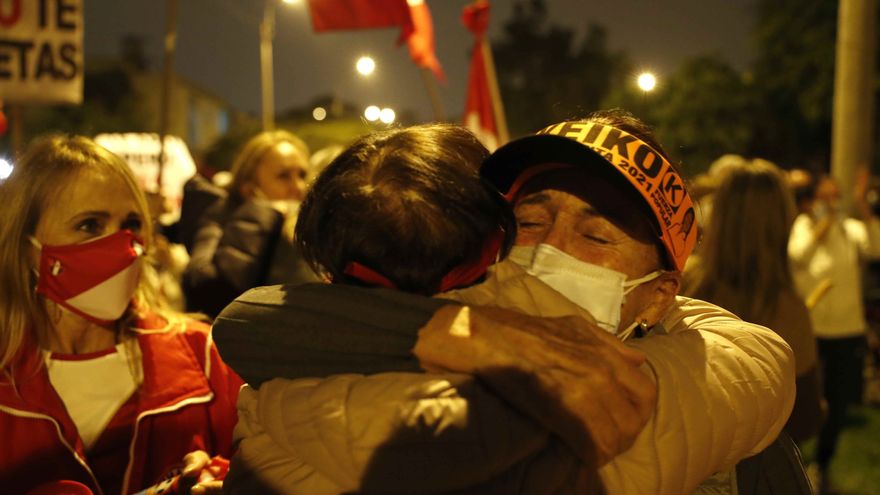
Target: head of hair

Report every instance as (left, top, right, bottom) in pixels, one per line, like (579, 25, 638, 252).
(686, 159, 796, 323)
(295, 123, 516, 295)
(0, 135, 159, 369)
(227, 129, 310, 206)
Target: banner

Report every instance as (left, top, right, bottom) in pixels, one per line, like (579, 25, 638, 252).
(94, 133, 197, 223)
(462, 1, 498, 151)
(306, 0, 413, 42)
(0, 0, 83, 104)
(406, 0, 444, 81)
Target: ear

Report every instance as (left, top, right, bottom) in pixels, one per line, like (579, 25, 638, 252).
(635, 272, 681, 327)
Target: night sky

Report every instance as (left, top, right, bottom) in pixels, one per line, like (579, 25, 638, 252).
(84, 0, 755, 121)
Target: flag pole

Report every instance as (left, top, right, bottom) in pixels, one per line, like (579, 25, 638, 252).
(158, 0, 180, 193)
(479, 35, 508, 144)
(419, 67, 446, 121)
(260, 0, 276, 131)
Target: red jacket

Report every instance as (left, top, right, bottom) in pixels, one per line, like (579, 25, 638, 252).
(0, 316, 243, 495)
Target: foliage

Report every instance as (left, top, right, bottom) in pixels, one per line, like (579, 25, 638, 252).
(492, 0, 630, 137)
(747, 0, 839, 170)
(23, 66, 148, 141)
(604, 56, 754, 176)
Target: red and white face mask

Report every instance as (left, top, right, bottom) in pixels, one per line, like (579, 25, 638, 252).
(31, 230, 145, 325)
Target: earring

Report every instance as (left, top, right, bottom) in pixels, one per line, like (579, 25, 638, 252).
(635, 319, 649, 338)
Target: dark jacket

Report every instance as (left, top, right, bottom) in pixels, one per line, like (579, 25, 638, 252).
(183, 196, 318, 319)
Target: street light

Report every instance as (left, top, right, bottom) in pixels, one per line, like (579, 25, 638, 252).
(637, 72, 657, 92)
(312, 107, 327, 121)
(364, 105, 381, 121)
(356, 56, 376, 77)
(379, 107, 396, 124)
(0, 158, 12, 181)
(261, 0, 301, 131)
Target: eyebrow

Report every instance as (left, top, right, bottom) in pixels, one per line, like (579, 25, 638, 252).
(580, 205, 601, 217)
(68, 211, 110, 222)
(515, 192, 552, 207)
(67, 210, 142, 222)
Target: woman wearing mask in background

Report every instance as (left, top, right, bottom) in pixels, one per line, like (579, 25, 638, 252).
(788, 172, 880, 492)
(183, 130, 319, 318)
(0, 136, 242, 495)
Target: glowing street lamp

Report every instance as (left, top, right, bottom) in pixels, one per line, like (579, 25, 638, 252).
(364, 105, 381, 121)
(356, 56, 376, 77)
(261, 0, 303, 131)
(312, 107, 327, 121)
(637, 72, 657, 92)
(379, 107, 396, 124)
(0, 158, 12, 181)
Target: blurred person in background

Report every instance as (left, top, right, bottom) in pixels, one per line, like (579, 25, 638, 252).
(685, 159, 820, 493)
(686, 159, 822, 443)
(0, 135, 242, 494)
(183, 130, 319, 319)
(788, 169, 817, 216)
(789, 171, 880, 492)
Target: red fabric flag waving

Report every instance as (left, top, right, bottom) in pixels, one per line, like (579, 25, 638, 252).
(406, 0, 445, 81)
(462, 1, 498, 150)
(307, 0, 414, 42)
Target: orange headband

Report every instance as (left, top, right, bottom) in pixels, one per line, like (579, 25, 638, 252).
(533, 122, 696, 271)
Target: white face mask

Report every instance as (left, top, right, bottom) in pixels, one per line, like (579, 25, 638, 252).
(509, 244, 663, 334)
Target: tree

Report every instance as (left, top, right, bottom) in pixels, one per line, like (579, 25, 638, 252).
(492, 0, 629, 136)
(747, 0, 838, 170)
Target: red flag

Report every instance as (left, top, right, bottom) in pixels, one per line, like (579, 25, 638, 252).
(306, 0, 414, 43)
(406, 0, 445, 82)
(462, 1, 498, 151)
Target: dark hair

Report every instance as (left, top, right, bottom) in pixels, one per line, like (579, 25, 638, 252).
(686, 159, 796, 323)
(295, 124, 516, 295)
(585, 108, 674, 163)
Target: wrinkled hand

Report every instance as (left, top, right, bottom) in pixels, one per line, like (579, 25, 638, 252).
(181, 450, 226, 494)
(414, 305, 657, 467)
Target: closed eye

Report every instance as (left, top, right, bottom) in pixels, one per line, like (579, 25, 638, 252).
(583, 234, 610, 244)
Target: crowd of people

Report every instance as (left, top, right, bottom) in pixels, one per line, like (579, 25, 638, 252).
(0, 108, 877, 495)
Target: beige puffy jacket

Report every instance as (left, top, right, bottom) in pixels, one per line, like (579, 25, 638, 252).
(229, 261, 795, 494)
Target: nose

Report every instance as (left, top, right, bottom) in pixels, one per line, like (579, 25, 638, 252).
(539, 214, 573, 253)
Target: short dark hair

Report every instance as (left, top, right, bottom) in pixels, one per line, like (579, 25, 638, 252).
(584, 108, 674, 163)
(295, 124, 516, 295)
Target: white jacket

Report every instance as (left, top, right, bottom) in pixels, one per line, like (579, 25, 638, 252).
(789, 213, 880, 337)
(229, 262, 795, 495)
(446, 261, 796, 494)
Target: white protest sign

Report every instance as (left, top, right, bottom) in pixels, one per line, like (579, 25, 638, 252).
(95, 133, 197, 223)
(0, 0, 83, 104)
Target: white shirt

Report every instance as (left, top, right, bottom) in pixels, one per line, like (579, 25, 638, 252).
(789, 213, 880, 338)
(47, 343, 140, 450)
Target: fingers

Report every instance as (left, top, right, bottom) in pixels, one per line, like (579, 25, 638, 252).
(191, 480, 224, 494)
(181, 450, 211, 477)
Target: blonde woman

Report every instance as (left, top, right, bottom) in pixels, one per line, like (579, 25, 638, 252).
(686, 159, 822, 443)
(183, 130, 318, 318)
(0, 135, 242, 494)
